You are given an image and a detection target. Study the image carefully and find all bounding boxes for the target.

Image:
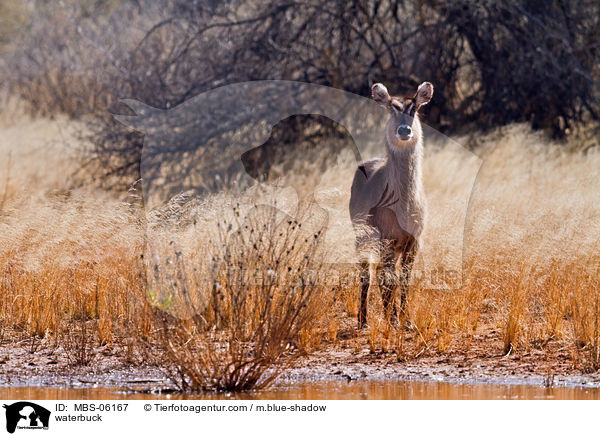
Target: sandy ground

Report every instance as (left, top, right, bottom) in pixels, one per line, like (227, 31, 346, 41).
(278, 318, 600, 388)
(2, 321, 600, 392)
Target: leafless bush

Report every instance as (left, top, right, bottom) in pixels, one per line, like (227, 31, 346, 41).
(60, 304, 95, 366)
(420, 0, 600, 138)
(2, 0, 598, 186)
(140, 204, 331, 391)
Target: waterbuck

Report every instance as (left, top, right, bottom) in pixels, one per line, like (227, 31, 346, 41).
(349, 81, 433, 328)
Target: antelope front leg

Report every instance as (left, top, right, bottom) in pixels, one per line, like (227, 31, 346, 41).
(357, 261, 370, 329)
(398, 264, 410, 316)
(378, 269, 399, 325)
(378, 247, 399, 325)
(399, 242, 417, 316)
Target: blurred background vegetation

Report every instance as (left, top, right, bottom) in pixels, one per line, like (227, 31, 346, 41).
(0, 0, 599, 186)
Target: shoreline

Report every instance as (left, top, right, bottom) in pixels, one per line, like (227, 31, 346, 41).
(2, 342, 600, 393)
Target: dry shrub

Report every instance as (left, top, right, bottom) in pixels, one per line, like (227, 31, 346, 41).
(5, 0, 598, 132)
(2, 0, 597, 189)
(139, 203, 331, 391)
(1, 1, 151, 119)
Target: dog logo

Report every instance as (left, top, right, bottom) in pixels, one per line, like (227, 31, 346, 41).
(3, 402, 50, 433)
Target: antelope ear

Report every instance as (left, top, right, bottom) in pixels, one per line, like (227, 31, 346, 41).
(371, 83, 392, 110)
(415, 82, 434, 108)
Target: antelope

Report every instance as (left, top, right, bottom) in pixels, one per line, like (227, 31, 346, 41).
(349, 81, 433, 328)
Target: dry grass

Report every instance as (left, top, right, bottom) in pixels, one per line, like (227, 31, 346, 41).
(336, 124, 600, 367)
(1, 112, 600, 389)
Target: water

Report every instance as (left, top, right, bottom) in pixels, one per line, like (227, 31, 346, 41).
(1, 380, 599, 400)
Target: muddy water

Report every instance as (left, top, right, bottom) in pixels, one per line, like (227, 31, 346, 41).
(1, 381, 599, 400)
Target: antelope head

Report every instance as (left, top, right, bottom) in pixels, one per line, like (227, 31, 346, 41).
(371, 81, 434, 149)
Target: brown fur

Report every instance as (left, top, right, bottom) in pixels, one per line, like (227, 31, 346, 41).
(350, 81, 433, 328)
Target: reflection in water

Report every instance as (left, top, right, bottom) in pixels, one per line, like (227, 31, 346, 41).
(1, 381, 600, 400)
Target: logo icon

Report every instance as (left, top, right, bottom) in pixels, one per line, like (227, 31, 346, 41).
(3, 402, 50, 434)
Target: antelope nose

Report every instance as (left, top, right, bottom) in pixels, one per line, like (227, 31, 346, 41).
(397, 125, 412, 139)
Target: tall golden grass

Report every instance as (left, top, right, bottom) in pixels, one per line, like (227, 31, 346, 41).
(1, 113, 600, 390)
